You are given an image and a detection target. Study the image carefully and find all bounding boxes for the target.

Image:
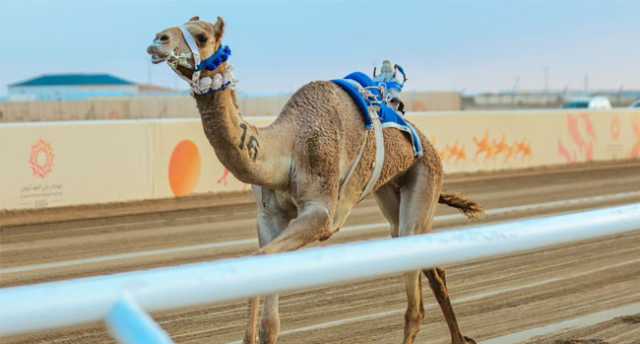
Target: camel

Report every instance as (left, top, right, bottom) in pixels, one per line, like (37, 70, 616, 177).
(147, 16, 482, 344)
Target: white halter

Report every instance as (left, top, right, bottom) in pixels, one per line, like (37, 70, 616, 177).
(169, 25, 235, 95)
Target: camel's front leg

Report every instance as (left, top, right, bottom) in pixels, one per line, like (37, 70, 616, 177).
(243, 297, 260, 344)
(244, 187, 291, 344)
(259, 201, 333, 254)
(259, 294, 280, 344)
(253, 201, 333, 343)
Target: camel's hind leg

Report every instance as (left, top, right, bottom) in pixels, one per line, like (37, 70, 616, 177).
(423, 268, 476, 344)
(376, 183, 432, 344)
(397, 161, 440, 344)
(397, 157, 474, 344)
(400, 160, 475, 344)
(376, 184, 429, 344)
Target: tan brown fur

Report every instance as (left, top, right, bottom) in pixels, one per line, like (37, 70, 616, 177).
(439, 193, 484, 219)
(148, 16, 478, 344)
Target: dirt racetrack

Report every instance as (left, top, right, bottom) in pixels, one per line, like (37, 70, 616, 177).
(2, 161, 640, 344)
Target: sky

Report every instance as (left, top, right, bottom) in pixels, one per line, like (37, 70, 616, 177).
(1, 0, 639, 95)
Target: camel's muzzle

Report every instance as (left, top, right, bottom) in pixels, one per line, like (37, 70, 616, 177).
(146, 44, 169, 64)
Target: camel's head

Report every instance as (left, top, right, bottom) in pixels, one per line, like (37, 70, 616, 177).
(146, 16, 226, 79)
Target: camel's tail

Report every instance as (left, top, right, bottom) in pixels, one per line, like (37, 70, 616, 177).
(439, 193, 484, 220)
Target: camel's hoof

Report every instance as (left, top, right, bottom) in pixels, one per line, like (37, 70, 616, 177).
(463, 336, 478, 344)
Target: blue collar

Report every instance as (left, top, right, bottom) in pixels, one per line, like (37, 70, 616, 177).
(197, 45, 231, 72)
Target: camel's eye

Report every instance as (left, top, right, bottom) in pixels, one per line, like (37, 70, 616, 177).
(196, 34, 208, 44)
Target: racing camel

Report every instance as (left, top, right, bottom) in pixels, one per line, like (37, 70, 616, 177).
(147, 16, 482, 344)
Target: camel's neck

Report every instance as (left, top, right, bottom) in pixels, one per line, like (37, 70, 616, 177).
(193, 88, 290, 188)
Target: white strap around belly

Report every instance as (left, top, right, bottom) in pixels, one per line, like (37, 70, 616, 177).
(360, 114, 385, 201)
(337, 114, 385, 202)
(336, 80, 386, 202)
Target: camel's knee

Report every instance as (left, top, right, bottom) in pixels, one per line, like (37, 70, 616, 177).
(259, 203, 332, 254)
(316, 215, 333, 241)
(306, 203, 332, 239)
(294, 203, 333, 237)
(292, 203, 333, 242)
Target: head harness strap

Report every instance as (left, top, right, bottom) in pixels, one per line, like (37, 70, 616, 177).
(179, 25, 201, 68)
(173, 24, 235, 94)
(178, 25, 202, 87)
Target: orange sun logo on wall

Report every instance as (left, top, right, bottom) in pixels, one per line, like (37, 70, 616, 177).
(29, 139, 54, 178)
(168, 140, 202, 197)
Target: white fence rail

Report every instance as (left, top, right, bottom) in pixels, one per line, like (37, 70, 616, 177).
(1, 203, 640, 343)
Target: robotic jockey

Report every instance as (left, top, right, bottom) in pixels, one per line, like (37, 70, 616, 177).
(373, 60, 407, 114)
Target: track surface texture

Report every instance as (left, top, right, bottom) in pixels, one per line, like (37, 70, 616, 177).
(2, 161, 640, 344)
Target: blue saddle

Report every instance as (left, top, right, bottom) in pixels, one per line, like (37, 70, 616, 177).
(332, 72, 423, 157)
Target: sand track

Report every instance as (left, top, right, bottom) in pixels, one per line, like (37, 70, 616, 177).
(2, 162, 640, 343)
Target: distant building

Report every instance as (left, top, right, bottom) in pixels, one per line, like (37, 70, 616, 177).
(7, 74, 177, 101)
(468, 90, 640, 109)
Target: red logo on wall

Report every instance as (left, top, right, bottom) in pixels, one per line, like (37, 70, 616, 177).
(29, 139, 55, 178)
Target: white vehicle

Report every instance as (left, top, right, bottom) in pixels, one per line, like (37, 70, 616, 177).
(630, 100, 640, 108)
(563, 96, 612, 110)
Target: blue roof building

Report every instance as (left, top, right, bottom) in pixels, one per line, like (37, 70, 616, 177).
(8, 74, 140, 101)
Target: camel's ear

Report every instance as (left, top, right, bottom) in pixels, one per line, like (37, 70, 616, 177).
(212, 16, 225, 41)
(189, 16, 200, 22)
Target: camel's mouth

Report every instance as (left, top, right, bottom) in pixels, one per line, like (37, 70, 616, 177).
(147, 44, 171, 64)
(151, 54, 167, 64)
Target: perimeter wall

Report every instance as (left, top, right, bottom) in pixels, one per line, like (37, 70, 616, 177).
(1, 110, 639, 210)
(0, 92, 461, 122)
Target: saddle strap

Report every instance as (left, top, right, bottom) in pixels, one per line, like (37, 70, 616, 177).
(337, 111, 385, 202)
(338, 127, 369, 201)
(360, 115, 385, 201)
